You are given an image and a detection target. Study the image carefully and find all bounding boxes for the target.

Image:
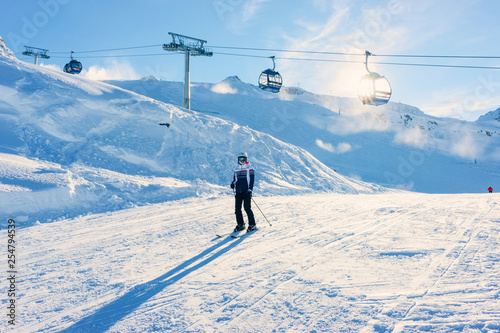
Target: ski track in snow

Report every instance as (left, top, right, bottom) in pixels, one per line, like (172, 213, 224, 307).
(8, 192, 500, 332)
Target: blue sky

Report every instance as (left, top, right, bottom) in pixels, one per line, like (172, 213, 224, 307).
(2, 0, 500, 120)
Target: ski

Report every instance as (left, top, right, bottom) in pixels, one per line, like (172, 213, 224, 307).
(216, 226, 262, 239)
(215, 230, 243, 238)
(231, 228, 258, 238)
(216, 229, 258, 239)
(215, 231, 243, 238)
(230, 231, 246, 238)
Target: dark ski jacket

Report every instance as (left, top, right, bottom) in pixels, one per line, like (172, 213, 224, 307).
(232, 161, 254, 193)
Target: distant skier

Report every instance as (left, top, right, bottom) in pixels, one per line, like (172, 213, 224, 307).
(488, 186, 493, 193)
(230, 152, 256, 233)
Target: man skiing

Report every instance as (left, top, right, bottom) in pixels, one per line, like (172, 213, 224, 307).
(230, 152, 256, 233)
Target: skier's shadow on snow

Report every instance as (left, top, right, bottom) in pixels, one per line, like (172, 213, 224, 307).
(60, 236, 244, 333)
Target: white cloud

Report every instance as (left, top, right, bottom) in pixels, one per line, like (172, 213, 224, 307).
(242, 0, 269, 23)
(420, 75, 500, 121)
(211, 82, 237, 94)
(216, 0, 269, 32)
(279, 1, 410, 97)
(393, 126, 429, 149)
(316, 139, 352, 153)
(325, 110, 392, 135)
(336, 142, 352, 153)
(316, 139, 335, 152)
(449, 132, 485, 159)
(278, 0, 484, 113)
(83, 60, 139, 81)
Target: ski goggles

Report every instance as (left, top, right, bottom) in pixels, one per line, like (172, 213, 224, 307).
(238, 156, 247, 163)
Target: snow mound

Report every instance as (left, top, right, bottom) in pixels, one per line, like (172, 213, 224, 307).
(0, 153, 220, 226)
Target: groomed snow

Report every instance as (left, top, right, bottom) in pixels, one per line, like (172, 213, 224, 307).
(10, 192, 500, 332)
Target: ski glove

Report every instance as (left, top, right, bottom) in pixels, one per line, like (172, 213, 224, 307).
(230, 182, 235, 189)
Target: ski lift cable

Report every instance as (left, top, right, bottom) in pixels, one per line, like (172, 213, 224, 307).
(373, 53, 500, 59)
(13, 42, 500, 70)
(50, 44, 163, 54)
(46, 53, 177, 59)
(216, 51, 363, 64)
(215, 52, 500, 70)
(25, 40, 500, 60)
(45, 43, 500, 60)
(208, 45, 361, 57)
(374, 61, 500, 70)
(16, 50, 500, 70)
(209, 45, 500, 60)
(215, 52, 274, 59)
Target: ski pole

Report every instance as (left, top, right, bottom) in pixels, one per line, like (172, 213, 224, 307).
(252, 197, 272, 226)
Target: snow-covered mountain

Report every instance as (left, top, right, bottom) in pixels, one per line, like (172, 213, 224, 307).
(107, 76, 500, 194)
(478, 107, 500, 123)
(0, 38, 381, 227)
(1, 38, 500, 333)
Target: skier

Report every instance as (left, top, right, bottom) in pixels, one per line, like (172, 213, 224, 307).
(230, 152, 256, 233)
(488, 186, 493, 193)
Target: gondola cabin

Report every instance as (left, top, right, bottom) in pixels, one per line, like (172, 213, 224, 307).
(358, 72, 391, 106)
(358, 50, 391, 106)
(258, 56, 282, 93)
(258, 68, 282, 93)
(64, 59, 83, 74)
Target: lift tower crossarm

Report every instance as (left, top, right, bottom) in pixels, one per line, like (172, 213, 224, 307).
(22, 46, 50, 65)
(163, 32, 213, 109)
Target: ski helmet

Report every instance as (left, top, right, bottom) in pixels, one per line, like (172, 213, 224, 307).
(237, 152, 248, 164)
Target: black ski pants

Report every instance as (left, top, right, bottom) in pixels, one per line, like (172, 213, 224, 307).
(235, 192, 255, 226)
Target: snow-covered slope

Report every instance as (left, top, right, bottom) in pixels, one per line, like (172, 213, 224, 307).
(0, 38, 382, 227)
(1, 38, 499, 333)
(107, 76, 500, 193)
(12, 192, 500, 332)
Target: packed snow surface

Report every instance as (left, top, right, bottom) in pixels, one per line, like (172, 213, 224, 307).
(11, 192, 500, 332)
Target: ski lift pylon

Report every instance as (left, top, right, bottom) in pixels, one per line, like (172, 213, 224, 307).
(358, 50, 391, 106)
(258, 56, 282, 93)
